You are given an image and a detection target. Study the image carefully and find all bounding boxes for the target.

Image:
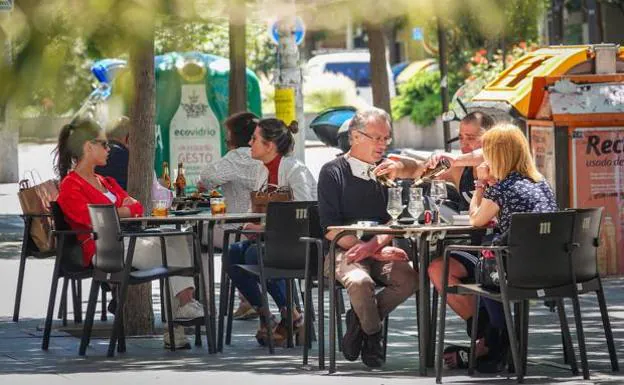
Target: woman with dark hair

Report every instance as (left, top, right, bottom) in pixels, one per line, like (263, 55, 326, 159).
(198, 111, 264, 320)
(226, 118, 317, 346)
(55, 118, 203, 349)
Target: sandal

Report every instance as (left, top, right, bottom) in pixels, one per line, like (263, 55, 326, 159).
(443, 345, 470, 369)
(273, 314, 304, 346)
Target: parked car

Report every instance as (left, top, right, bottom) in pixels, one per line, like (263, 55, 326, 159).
(305, 51, 396, 106)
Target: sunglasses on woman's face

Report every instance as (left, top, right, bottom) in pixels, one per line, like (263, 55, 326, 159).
(90, 139, 110, 150)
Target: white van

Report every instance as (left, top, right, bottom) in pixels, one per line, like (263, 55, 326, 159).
(305, 51, 396, 106)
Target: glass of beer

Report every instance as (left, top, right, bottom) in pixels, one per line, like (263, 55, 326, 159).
(152, 200, 169, 217)
(210, 197, 226, 215)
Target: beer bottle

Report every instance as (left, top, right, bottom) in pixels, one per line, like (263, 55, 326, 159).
(412, 158, 451, 186)
(161, 161, 171, 189)
(175, 162, 186, 197)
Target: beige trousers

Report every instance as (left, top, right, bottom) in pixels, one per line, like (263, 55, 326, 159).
(326, 250, 418, 335)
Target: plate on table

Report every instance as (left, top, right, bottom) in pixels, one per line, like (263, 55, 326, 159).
(170, 209, 202, 216)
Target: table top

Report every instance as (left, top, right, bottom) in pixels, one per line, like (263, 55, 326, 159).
(327, 223, 477, 234)
(121, 212, 265, 224)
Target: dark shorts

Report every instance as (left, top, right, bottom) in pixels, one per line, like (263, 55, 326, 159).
(449, 250, 479, 281)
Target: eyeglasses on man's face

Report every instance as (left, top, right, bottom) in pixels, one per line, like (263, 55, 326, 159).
(357, 130, 392, 146)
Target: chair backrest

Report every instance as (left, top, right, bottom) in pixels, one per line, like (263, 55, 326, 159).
(50, 201, 84, 269)
(506, 211, 576, 289)
(264, 201, 319, 270)
(568, 207, 603, 282)
(87, 204, 125, 273)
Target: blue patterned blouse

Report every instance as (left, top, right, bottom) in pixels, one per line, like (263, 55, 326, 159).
(483, 171, 558, 234)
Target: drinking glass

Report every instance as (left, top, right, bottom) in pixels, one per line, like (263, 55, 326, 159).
(151, 200, 169, 217)
(430, 180, 448, 224)
(386, 187, 404, 225)
(408, 187, 424, 224)
(210, 197, 227, 215)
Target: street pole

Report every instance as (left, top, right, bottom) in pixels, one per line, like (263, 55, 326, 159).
(586, 0, 600, 43)
(275, 3, 305, 163)
(437, 17, 451, 152)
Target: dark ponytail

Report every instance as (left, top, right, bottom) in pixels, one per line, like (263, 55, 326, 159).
(257, 118, 298, 156)
(54, 118, 102, 179)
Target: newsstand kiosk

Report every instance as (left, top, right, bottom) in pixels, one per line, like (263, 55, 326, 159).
(470, 44, 624, 276)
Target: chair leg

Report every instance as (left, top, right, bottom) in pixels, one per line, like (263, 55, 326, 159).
(335, 288, 343, 352)
(217, 268, 229, 352)
(159, 278, 166, 323)
(117, 308, 126, 353)
(71, 279, 81, 324)
(42, 271, 62, 350)
(556, 299, 578, 375)
(163, 278, 176, 352)
(318, 279, 326, 370)
(382, 315, 389, 360)
(193, 274, 201, 347)
(303, 268, 313, 366)
(570, 292, 590, 380)
(286, 280, 295, 348)
(430, 287, 438, 364)
(226, 278, 235, 345)
(108, 279, 132, 357)
(78, 279, 100, 355)
(520, 300, 529, 378)
(500, 298, 523, 383)
(434, 272, 449, 384)
(193, 233, 214, 353)
(100, 286, 108, 321)
(12, 227, 29, 323)
(468, 296, 480, 375)
(60, 278, 69, 325)
(596, 286, 619, 372)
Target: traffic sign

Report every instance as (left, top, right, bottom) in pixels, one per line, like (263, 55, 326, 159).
(412, 27, 424, 41)
(269, 17, 305, 46)
(0, 1, 13, 12)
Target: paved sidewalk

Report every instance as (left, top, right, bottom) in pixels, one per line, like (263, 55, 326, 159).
(1, 257, 623, 384)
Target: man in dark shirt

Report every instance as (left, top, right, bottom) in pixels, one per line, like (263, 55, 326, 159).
(95, 117, 130, 189)
(318, 108, 418, 368)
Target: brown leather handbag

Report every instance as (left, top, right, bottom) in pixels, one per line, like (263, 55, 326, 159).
(17, 175, 59, 252)
(250, 184, 293, 213)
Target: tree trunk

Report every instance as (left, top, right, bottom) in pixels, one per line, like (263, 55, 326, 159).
(229, 0, 247, 115)
(124, 36, 156, 336)
(366, 23, 391, 114)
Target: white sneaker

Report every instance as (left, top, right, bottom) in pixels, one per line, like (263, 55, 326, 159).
(163, 325, 191, 349)
(174, 299, 204, 321)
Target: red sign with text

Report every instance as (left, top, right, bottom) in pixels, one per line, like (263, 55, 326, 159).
(571, 127, 624, 276)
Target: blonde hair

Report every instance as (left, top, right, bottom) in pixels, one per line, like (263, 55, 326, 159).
(482, 123, 542, 182)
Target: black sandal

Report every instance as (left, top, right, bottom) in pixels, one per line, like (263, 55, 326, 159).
(443, 345, 470, 369)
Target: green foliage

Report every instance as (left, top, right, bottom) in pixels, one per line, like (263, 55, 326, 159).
(155, 18, 276, 78)
(392, 71, 462, 126)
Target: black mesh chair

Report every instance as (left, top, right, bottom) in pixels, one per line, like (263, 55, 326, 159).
(560, 208, 619, 374)
(228, 201, 319, 354)
(13, 213, 56, 322)
(435, 211, 585, 383)
(41, 202, 102, 350)
(78, 204, 212, 357)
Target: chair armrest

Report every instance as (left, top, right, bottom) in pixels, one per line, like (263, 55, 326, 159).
(121, 230, 193, 238)
(52, 229, 94, 236)
(444, 244, 508, 253)
(21, 213, 52, 219)
(299, 236, 323, 244)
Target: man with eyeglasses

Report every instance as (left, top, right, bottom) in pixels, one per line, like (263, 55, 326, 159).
(318, 108, 418, 368)
(95, 116, 131, 190)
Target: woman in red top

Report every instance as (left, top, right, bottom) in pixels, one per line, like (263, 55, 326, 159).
(55, 118, 202, 349)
